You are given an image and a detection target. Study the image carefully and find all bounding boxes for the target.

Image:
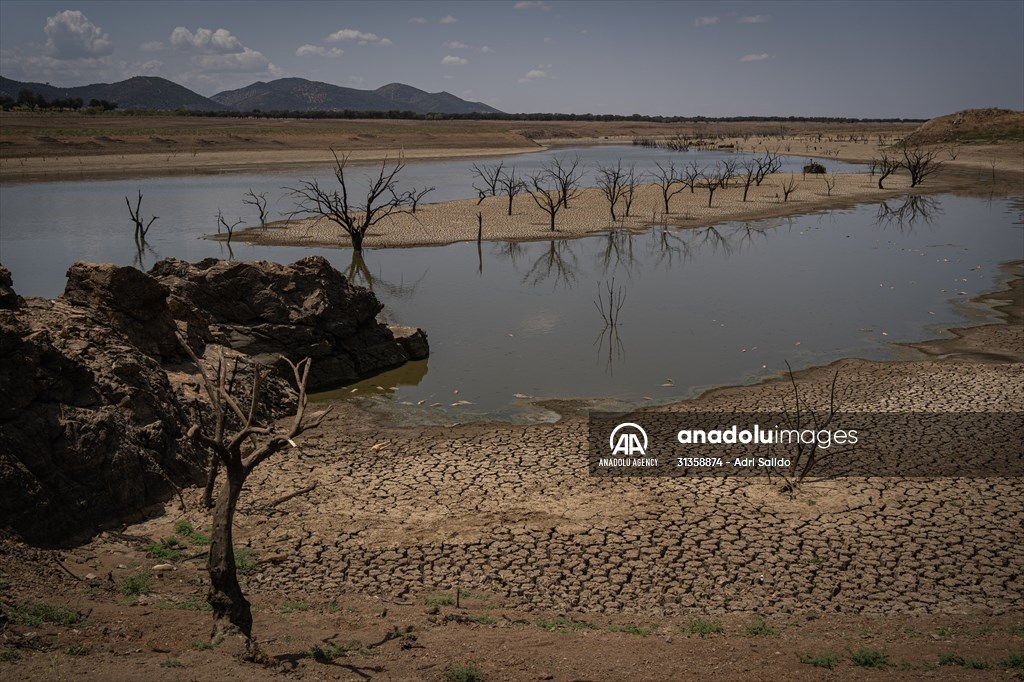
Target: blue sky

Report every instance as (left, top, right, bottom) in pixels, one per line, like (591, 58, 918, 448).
(1, 0, 1021, 117)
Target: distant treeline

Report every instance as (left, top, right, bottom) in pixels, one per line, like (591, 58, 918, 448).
(1, 89, 117, 111)
(1, 94, 922, 124)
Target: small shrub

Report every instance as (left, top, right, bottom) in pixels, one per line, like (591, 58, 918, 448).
(310, 642, 349, 663)
(425, 592, 455, 607)
(798, 652, 841, 669)
(938, 652, 966, 666)
(0, 648, 22, 662)
(119, 573, 151, 596)
(10, 601, 84, 627)
(607, 624, 652, 636)
(64, 644, 91, 656)
(235, 548, 259, 575)
(687, 617, 724, 636)
(999, 650, 1024, 669)
(159, 658, 183, 668)
(144, 537, 187, 562)
(1008, 624, 1024, 637)
(192, 640, 216, 651)
(469, 614, 497, 625)
(174, 521, 211, 546)
(744, 616, 779, 637)
(851, 647, 890, 669)
(444, 661, 484, 682)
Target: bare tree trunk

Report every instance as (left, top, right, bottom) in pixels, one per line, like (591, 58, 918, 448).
(207, 464, 252, 643)
(350, 230, 364, 252)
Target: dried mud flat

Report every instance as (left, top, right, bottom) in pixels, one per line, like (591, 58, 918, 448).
(1, 269, 1022, 680)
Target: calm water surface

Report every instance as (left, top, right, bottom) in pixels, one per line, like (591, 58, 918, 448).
(0, 147, 1019, 423)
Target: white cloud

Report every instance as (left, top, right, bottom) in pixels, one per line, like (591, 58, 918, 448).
(140, 41, 164, 52)
(444, 41, 470, 49)
(325, 29, 391, 46)
(170, 27, 244, 54)
(518, 68, 547, 83)
(442, 55, 468, 65)
(44, 10, 112, 59)
(694, 16, 719, 27)
(739, 14, 771, 23)
(195, 48, 280, 74)
(439, 15, 459, 24)
(296, 44, 344, 58)
(480, 45, 495, 53)
(514, 1, 551, 9)
(409, 17, 427, 24)
(739, 53, 771, 62)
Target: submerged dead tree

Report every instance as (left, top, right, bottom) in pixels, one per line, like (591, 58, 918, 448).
(126, 190, 158, 243)
(178, 339, 330, 655)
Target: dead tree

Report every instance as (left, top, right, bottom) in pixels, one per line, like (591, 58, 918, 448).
(392, 186, 435, 214)
(698, 163, 727, 208)
(649, 161, 686, 214)
(470, 161, 504, 200)
(548, 155, 584, 208)
(126, 190, 158, 243)
(739, 159, 757, 202)
(596, 160, 628, 221)
(216, 209, 244, 245)
(683, 161, 702, 193)
(621, 164, 639, 217)
(774, 361, 845, 492)
(901, 145, 942, 187)
(780, 174, 799, 202)
(526, 171, 565, 231)
(822, 174, 836, 196)
(497, 166, 526, 216)
(753, 150, 782, 186)
(874, 152, 902, 189)
(177, 340, 330, 654)
(285, 149, 408, 252)
(242, 189, 269, 229)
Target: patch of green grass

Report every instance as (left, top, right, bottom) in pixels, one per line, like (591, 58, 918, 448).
(938, 652, 966, 666)
(310, 642, 349, 663)
(968, 624, 994, 636)
(144, 536, 188, 562)
(469, 614, 497, 625)
(9, 601, 84, 627)
(851, 647, 890, 669)
(425, 592, 455, 607)
(64, 644, 91, 656)
(235, 548, 259, 575)
(119, 573, 151, 596)
(279, 601, 308, 613)
(1008, 624, 1024, 637)
(444, 661, 484, 682)
(805, 555, 826, 564)
(159, 658, 183, 668)
(174, 521, 211, 546)
(687, 617, 724, 636)
(192, 640, 217, 651)
(798, 652, 841, 669)
(607, 624, 653, 636)
(0, 647, 22, 662)
(535, 617, 594, 633)
(744, 616, 779, 637)
(999, 651, 1024, 669)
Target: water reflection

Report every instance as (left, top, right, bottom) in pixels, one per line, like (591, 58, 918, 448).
(875, 194, 943, 231)
(522, 240, 579, 289)
(345, 251, 427, 301)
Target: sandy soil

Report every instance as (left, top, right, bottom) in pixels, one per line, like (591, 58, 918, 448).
(1, 266, 1021, 681)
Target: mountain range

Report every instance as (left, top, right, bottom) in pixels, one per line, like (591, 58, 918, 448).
(0, 75, 503, 114)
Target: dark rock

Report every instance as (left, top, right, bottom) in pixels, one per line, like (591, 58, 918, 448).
(150, 256, 428, 391)
(389, 324, 430, 361)
(0, 265, 22, 310)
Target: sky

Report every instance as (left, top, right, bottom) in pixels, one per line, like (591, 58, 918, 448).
(1, 0, 1022, 118)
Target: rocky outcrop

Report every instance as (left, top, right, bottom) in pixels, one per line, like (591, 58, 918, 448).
(150, 256, 429, 391)
(0, 257, 427, 545)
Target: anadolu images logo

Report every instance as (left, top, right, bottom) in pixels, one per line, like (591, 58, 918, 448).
(609, 422, 648, 456)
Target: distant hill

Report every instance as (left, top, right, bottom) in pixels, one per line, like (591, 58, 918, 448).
(211, 78, 503, 114)
(0, 75, 226, 111)
(905, 108, 1024, 144)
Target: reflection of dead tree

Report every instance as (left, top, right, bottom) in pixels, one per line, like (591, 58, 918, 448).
(242, 189, 269, 229)
(126, 190, 158, 243)
(345, 250, 426, 300)
(597, 229, 636, 276)
(177, 340, 330, 655)
(594, 324, 625, 376)
(648, 227, 692, 268)
(594, 278, 626, 327)
(694, 225, 734, 257)
(522, 240, 578, 289)
(874, 194, 943, 231)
